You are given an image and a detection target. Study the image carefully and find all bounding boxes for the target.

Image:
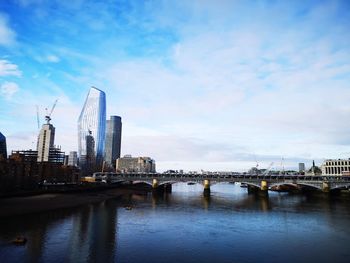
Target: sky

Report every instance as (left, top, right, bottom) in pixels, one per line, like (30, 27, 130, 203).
(0, 0, 350, 172)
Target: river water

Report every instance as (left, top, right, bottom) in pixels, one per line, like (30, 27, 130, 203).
(0, 183, 350, 263)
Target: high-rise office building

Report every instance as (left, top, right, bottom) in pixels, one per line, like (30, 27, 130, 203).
(37, 123, 55, 162)
(0, 132, 7, 159)
(105, 116, 122, 167)
(68, 151, 78, 166)
(298, 163, 305, 173)
(78, 87, 106, 166)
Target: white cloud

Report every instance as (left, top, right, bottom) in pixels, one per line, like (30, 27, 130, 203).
(0, 60, 21, 77)
(3, 1, 350, 171)
(90, 13, 350, 170)
(0, 14, 16, 46)
(46, 54, 60, 63)
(0, 81, 19, 99)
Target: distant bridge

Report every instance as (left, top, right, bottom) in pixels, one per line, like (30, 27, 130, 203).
(92, 172, 350, 194)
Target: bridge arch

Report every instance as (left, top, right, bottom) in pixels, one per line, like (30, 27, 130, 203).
(329, 185, 349, 191)
(132, 180, 153, 186)
(158, 181, 178, 186)
(294, 182, 322, 190)
(241, 182, 261, 189)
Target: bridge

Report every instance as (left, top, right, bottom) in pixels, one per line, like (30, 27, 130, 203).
(92, 172, 350, 195)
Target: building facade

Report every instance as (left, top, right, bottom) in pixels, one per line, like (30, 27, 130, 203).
(104, 116, 122, 167)
(321, 159, 350, 176)
(68, 151, 78, 166)
(77, 87, 106, 166)
(37, 123, 55, 162)
(116, 155, 156, 173)
(298, 163, 305, 173)
(0, 132, 7, 159)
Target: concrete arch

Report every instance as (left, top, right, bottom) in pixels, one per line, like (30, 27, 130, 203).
(241, 182, 261, 189)
(268, 182, 301, 191)
(158, 181, 178, 186)
(132, 180, 153, 186)
(330, 185, 349, 191)
(109, 179, 126, 184)
(294, 183, 322, 190)
(208, 181, 234, 186)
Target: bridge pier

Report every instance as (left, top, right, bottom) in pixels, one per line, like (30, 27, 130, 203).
(152, 178, 163, 194)
(247, 181, 268, 196)
(152, 178, 158, 189)
(322, 182, 330, 193)
(259, 180, 268, 195)
(203, 179, 210, 196)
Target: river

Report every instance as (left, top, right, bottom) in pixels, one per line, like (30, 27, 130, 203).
(1, 183, 350, 263)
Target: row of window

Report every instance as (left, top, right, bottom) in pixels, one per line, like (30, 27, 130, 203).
(325, 160, 350, 166)
(324, 166, 349, 175)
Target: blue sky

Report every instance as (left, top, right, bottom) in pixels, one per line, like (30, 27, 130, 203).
(0, 0, 350, 172)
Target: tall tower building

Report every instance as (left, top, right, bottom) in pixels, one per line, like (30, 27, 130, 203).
(37, 123, 55, 162)
(0, 132, 7, 159)
(68, 151, 78, 166)
(78, 86, 106, 166)
(105, 116, 122, 167)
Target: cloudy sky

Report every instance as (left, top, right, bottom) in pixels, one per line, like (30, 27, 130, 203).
(0, 0, 349, 172)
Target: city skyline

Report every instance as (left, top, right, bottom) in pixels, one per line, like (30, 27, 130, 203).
(0, 1, 350, 171)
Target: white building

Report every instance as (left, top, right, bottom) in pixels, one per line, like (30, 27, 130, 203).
(68, 151, 78, 166)
(116, 155, 156, 173)
(321, 158, 350, 176)
(37, 123, 55, 162)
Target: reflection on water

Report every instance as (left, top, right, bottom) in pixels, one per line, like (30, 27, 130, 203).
(1, 183, 350, 263)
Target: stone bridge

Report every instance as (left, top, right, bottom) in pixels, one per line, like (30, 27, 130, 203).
(92, 172, 350, 195)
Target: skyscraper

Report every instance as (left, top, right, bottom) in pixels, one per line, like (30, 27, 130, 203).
(0, 132, 7, 159)
(68, 151, 78, 166)
(104, 116, 122, 167)
(78, 86, 106, 166)
(37, 123, 55, 162)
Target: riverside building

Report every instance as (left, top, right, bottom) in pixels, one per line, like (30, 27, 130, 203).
(321, 158, 350, 176)
(78, 86, 106, 166)
(104, 116, 122, 167)
(116, 155, 156, 173)
(68, 151, 78, 166)
(0, 132, 7, 159)
(37, 123, 55, 162)
(298, 163, 305, 174)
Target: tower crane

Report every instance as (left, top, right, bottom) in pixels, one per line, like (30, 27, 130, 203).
(36, 105, 40, 129)
(262, 162, 274, 176)
(45, 99, 58, 124)
(279, 156, 285, 175)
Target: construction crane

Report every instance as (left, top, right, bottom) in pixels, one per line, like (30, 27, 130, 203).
(45, 99, 58, 124)
(253, 154, 259, 168)
(262, 162, 274, 176)
(279, 157, 285, 175)
(36, 105, 40, 129)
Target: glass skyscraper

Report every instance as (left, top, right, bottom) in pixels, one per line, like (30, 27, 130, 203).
(78, 86, 106, 166)
(0, 132, 7, 159)
(104, 116, 122, 167)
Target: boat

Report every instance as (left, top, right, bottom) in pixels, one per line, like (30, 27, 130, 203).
(187, 182, 196, 185)
(12, 237, 27, 245)
(240, 183, 248, 188)
(125, 206, 133, 210)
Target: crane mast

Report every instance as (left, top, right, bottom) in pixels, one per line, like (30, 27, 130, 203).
(45, 99, 58, 124)
(36, 105, 40, 130)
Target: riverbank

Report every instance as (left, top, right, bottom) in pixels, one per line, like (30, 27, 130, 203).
(0, 185, 149, 218)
